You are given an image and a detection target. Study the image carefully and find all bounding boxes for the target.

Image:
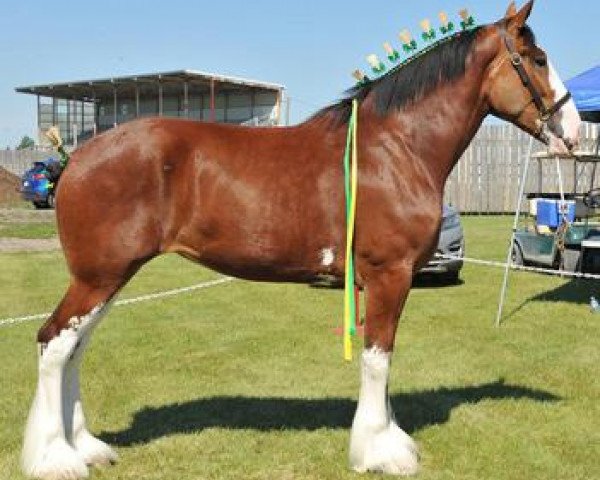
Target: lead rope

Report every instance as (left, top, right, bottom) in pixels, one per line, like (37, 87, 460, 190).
(343, 99, 359, 361)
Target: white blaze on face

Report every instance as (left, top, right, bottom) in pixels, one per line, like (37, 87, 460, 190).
(547, 61, 581, 150)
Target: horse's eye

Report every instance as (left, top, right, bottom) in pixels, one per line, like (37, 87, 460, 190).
(534, 56, 547, 68)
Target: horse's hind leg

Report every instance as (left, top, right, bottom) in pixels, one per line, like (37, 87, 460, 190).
(63, 305, 119, 468)
(349, 264, 419, 476)
(22, 278, 124, 480)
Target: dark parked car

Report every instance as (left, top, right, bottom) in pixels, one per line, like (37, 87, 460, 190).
(20, 159, 60, 209)
(312, 205, 464, 288)
(418, 205, 465, 283)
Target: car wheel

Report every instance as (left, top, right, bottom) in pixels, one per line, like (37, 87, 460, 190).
(511, 244, 524, 266)
(47, 193, 55, 209)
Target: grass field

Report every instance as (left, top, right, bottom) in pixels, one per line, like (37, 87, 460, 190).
(0, 216, 599, 479)
(0, 206, 57, 239)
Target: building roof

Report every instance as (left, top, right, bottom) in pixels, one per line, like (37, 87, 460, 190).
(15, 69, 285, 102)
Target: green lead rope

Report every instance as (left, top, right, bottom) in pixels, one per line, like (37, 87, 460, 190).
(343, 99, 359, 361)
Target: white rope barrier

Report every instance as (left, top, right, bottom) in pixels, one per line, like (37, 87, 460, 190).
(0, 277, 234, 329)
(1, 252, 598, 330)
(436, 253, 600, 280)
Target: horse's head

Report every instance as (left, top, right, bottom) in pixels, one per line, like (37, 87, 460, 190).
(485, 1, 581, 154)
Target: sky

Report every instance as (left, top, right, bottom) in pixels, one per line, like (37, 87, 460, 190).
(1, 0, 598, 148)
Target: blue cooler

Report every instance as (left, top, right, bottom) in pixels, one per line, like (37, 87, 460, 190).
(536, 199, 575, 228)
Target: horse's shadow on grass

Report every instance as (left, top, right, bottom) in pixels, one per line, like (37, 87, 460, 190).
(100, 378, 559, 447)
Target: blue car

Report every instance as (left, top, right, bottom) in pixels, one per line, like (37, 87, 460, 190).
(20, 158, 60, 209)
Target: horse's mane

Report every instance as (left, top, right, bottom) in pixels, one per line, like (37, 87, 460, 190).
(310, 26, 483, 126)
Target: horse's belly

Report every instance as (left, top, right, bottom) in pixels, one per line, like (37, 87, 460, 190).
(170, 223, 341, 283)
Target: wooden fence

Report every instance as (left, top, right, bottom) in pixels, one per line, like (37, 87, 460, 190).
(2, 123, 599, 213)
(445, 123, 600, 213)
(0, 149, 54, 177)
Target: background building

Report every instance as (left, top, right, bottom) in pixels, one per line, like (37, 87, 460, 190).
(16, 70, 285, 147)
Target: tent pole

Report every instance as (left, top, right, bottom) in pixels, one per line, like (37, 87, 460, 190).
(495, 136, 534, 327)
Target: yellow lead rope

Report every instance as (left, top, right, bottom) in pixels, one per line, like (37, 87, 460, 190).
(343, 99, 359, 361)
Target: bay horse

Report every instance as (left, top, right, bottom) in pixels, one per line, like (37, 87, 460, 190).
(22, 1, 580, 478)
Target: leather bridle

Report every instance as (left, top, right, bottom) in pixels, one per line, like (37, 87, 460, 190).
(502, 32, 572, 142)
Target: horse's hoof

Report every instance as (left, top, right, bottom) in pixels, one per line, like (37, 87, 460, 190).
(74, 431, 118, 467)
(23, 438, 89, 480)
(350, 422, 419, 476)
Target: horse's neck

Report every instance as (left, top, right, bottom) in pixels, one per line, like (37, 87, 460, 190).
(370, 64, 490, 190)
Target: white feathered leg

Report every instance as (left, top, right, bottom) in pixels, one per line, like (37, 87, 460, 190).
(22, 303, 115, 480)
(349, 347, 419, 475)
(22, 330, 89, 480)
(65, 330, 118, 466)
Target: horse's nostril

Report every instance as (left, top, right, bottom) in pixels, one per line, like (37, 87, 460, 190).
(564, 138, 577, 152)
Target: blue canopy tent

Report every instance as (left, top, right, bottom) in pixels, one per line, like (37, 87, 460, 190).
(566, 65, 600, 122)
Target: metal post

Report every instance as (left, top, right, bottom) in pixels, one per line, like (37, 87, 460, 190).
(158, 81, 163, 116)
(183, 81, 189, 118)
(36, 95, 41, 144)
(210, 78, 216, 122)
(113, 86, 118, 128)
(135, 84, 140, 118)
(66, 99, 71, 144)
(91, 89, 98, 136)
(556, 156, 566, 220)
(52, 97, 56, 126)
(285, 95, 291, 126)
(275, 89, 282, 126)
(80, 100, 84, 140)
(495, 136, 534, 327)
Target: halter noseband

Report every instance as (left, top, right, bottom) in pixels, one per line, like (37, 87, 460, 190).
(502, 32, 572, 141)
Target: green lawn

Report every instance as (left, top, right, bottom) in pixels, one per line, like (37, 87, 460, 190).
(0, 216, 599, 480)
(0, 222, 57, 239)
(0, 206, 57, 239)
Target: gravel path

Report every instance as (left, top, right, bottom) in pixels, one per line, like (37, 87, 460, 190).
(0, 208, 56, 223)
(0, 208, 59, 252)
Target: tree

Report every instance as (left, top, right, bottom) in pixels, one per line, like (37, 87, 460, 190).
(16, 135, 35, 150)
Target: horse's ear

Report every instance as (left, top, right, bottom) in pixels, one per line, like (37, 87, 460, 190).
(504, 1, 517, 18)
(507, 1, 534, 31)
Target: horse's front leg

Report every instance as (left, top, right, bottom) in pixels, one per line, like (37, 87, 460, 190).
(349, 263, 419, 475)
